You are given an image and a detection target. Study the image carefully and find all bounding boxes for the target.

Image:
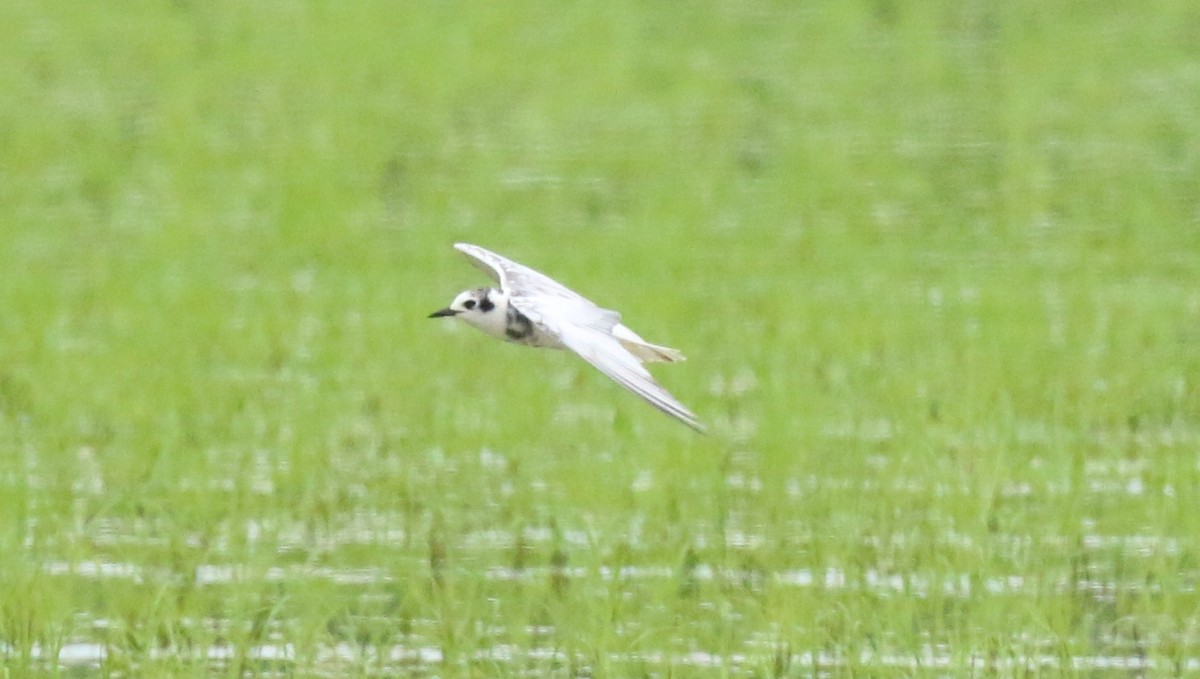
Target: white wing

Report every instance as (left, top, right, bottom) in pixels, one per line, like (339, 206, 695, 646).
(555, 322, 706, 432)
(454, 243, 589, 304)
(454, 243, 620, 330)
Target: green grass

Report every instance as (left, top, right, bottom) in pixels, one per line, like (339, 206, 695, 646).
(2, 0, 1199, 675)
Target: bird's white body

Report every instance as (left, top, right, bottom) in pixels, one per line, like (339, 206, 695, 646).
(442, 287, 565, 349)
(431, 243, 703, 431)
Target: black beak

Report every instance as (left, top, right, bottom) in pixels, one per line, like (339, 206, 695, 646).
(428, 308, 459, 318)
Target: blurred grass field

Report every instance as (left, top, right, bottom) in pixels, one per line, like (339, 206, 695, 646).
(2, 0, 1199, 675)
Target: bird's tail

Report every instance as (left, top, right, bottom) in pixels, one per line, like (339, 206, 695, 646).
(611, 324, 687, 363)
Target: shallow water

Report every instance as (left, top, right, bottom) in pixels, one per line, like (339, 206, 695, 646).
(18, 464, 1200, 675)
(27, 641, 1200, 676)
(7, 411, 1198, 674)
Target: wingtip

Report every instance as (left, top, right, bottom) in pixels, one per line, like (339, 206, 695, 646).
(677, 407, 707, 433)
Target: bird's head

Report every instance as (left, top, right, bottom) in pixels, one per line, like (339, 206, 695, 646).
(429, 287, 506, 334)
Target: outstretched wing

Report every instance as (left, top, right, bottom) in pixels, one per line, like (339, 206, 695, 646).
(454, 243, 586, 302)
(454, 242, 620, 330)
(453, 243, 507, 286)
(554, 322, 706, 432)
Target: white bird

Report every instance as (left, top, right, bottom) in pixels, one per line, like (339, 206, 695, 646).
(430, 243, 705, 432)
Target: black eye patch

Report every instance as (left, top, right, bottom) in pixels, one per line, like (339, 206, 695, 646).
(479, 297, 495, 312)
(463, 300, 477, 310)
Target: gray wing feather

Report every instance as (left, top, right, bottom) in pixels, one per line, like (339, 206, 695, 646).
(555, 323, 706, 432)
(455, 242, 586, 303)
(455, 243, 620, 330)
(454, 244, 505, 285)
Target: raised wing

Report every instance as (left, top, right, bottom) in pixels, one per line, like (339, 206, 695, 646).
(555, 322, 706, 432)
(454, 243, 620, 330)
(453, 243, 506, 286)
(454, 243, 585, 301)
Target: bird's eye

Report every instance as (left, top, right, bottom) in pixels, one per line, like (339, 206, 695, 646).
(463, 300, 476, 310)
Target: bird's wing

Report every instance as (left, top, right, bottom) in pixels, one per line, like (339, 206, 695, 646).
(453, 243, 507, 286)
(553, 321, 706, 432)
(455, 243, 586, 302)
(455, 243, 620, 330)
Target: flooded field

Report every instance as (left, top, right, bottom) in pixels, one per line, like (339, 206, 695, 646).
(7, 418, 1199, 675)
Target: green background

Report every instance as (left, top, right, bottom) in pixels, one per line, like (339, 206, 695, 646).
(2, 1, 1198, 675)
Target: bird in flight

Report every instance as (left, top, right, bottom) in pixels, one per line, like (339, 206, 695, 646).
(430, 243, 704, 432)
